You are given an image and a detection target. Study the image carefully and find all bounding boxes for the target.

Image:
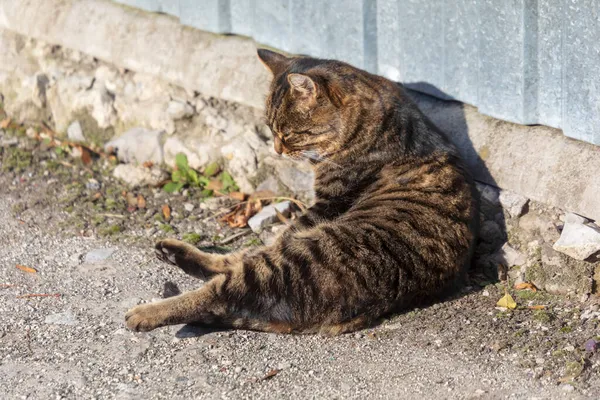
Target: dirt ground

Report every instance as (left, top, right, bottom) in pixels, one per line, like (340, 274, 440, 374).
(1, 127, 599, 399)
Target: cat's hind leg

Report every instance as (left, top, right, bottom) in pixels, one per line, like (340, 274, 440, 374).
(155, 239, 249, 280)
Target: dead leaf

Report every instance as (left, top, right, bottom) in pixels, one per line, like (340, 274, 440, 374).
(137, 195, 146, 209)
(0, 118, 11, 129)
(91, 192, 102, 201)
(496, 293, 517, 309)
(206, 179, 223, 191)
(142, 161, 154, 168)
(528, 305, 546, 310)
(126, 192, 137, 208)
(78, 146, 92, 165)
(514, 282, 537, 292)
(162, 204, 171, 221)
(228, 191, 245, 201)
(16, 264, 37, 274)
(261, 369, 280, 381)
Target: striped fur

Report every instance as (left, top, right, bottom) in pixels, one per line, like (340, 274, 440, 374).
(125, 50, 479, 335)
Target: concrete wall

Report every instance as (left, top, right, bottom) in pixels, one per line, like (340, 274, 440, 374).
(0, 0, 598, 221)
(114, 0, 600, 147)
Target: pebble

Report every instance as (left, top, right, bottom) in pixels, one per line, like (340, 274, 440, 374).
(482, 290, 490, 297)
(86, 178, 101, 191)
(563, 345, 575, 352)
(67, 120, 86, 142)
(183, 203, 195, 212)
(553, 219, 600, 260)
(234, 367, 243, 374)
(247, 201, 292, 233)
(584, 339, 598, 352)
(560, 384, 575, 393)
(84, 248, 116, 263)
(44, 311, 78, 325)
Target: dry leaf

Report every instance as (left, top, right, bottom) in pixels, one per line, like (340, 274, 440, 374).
(79, 146, 92, 165)
(142, 161, 154, 168)
(16, 264, 37, 274)
(206, 179, 223, 191)
(228, 191, 245, 201)
(496, 293, 517, 309)
(528, 305, 546, 310)
(162, 204, 171, 221)
(514, 282, 537, 292)
(261, 369, 280, 381)
(91, 192, 102, 201)
(137, 195, 146, 209)
(0, 118, 11, 129)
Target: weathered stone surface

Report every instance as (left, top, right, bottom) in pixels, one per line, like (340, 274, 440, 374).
(105, 128, 165, 165)
(553, 221, 600, 261)
(498, 190, 529, 218)
(112, 164, 168, 188)
(247, 201, 292, 233)
(494, 243, 527, 267)
(167, 100, 195, 120)
(163, 137, 211, 170)
(220, 140, 258, 194)
(67, 120, 85, 142)
(476, 182, 500, 206)
(564, 212, 588, 225)
(259, 224, 287, 246)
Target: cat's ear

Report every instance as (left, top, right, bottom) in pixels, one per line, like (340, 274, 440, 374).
(257, 49, 289, 75)
(287, 73, 316, 99)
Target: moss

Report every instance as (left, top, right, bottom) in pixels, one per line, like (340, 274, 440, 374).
(244, 237, 262, 247)
(182, 232, 202, 244)
(1, 147, 33, 172)
(11, 202, 27, 215)
(64, 205, 74, 213)
(92, 215, 106, 226)
(154, 213, 164, 222)
(159, 223, 174, 233)
(515, 290, 540, 301)
(98, 224, 123, 236)
(533, 309, 553, 323)
(560, 326, 573, 334)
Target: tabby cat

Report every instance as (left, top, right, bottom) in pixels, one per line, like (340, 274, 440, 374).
(125, 49, 478, 335)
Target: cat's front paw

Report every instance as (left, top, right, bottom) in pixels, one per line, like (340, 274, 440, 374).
(154, 239, 182, 265)
(125, 303, 165, 332)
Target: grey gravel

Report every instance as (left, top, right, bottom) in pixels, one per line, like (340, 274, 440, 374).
(0, 195, 597, 399)
(84, 247, 117, 263)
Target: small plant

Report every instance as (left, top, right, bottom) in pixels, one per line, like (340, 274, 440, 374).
(163, 153, 239, 195)
(163, 153, 208, 193)
(182, 232, 202, 244)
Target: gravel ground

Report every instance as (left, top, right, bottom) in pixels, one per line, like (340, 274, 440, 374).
(1, 130, 599, 399)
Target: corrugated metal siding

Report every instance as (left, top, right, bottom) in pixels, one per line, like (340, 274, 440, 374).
(115, 0, 600, 146)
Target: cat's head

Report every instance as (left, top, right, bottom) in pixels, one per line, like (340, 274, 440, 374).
(257, 49, 348, 163)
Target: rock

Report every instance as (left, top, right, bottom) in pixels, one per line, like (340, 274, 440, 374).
(259, 224, 287, 246)
(564, 212, 589, 225)
(494, 243, 527, 267)
(112, 164, 168, 188)
(584, 339, 598, 352)
(255, 176, 279, 194)
(163, 137, 208, 170)
(84, 248, 116, 263)
(183, 203, 195, 212)
(560, 384, 574, 393)
(86, 178, 101, 191)
(475, 182, 500, 205)
(553, 220, 600, 260)
(518, 212, 560, 244)
(166, 100, 195, 120)
(105, 127, 165, 165)
(67, 120, 85, 142)
(498, 190, 529, 218)
(274, 162, 314, 200)
(248, 202, 292, 233)
(45, 310, 78, 325)
(221, 140, 258, 193)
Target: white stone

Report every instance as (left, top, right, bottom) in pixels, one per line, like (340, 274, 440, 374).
(248, 202, 292, 233)
(45, 311, 77, 325)
(84, 248, 116, 263)
(105, 127, 165, 165)
(67, 120, 85, 142)
(112, 164, 168, 188)
(553, 221, 600, 260)
(221, 140, 258, 193)
(256, 176, 279, 194)
(183, 203, 195, 212)
(167, 100, 195, 120)
(498, 190, 529, 218)
(163, 137, 208, 170)
(564, 212, 589, 225)
(495, 243, 527, 267)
